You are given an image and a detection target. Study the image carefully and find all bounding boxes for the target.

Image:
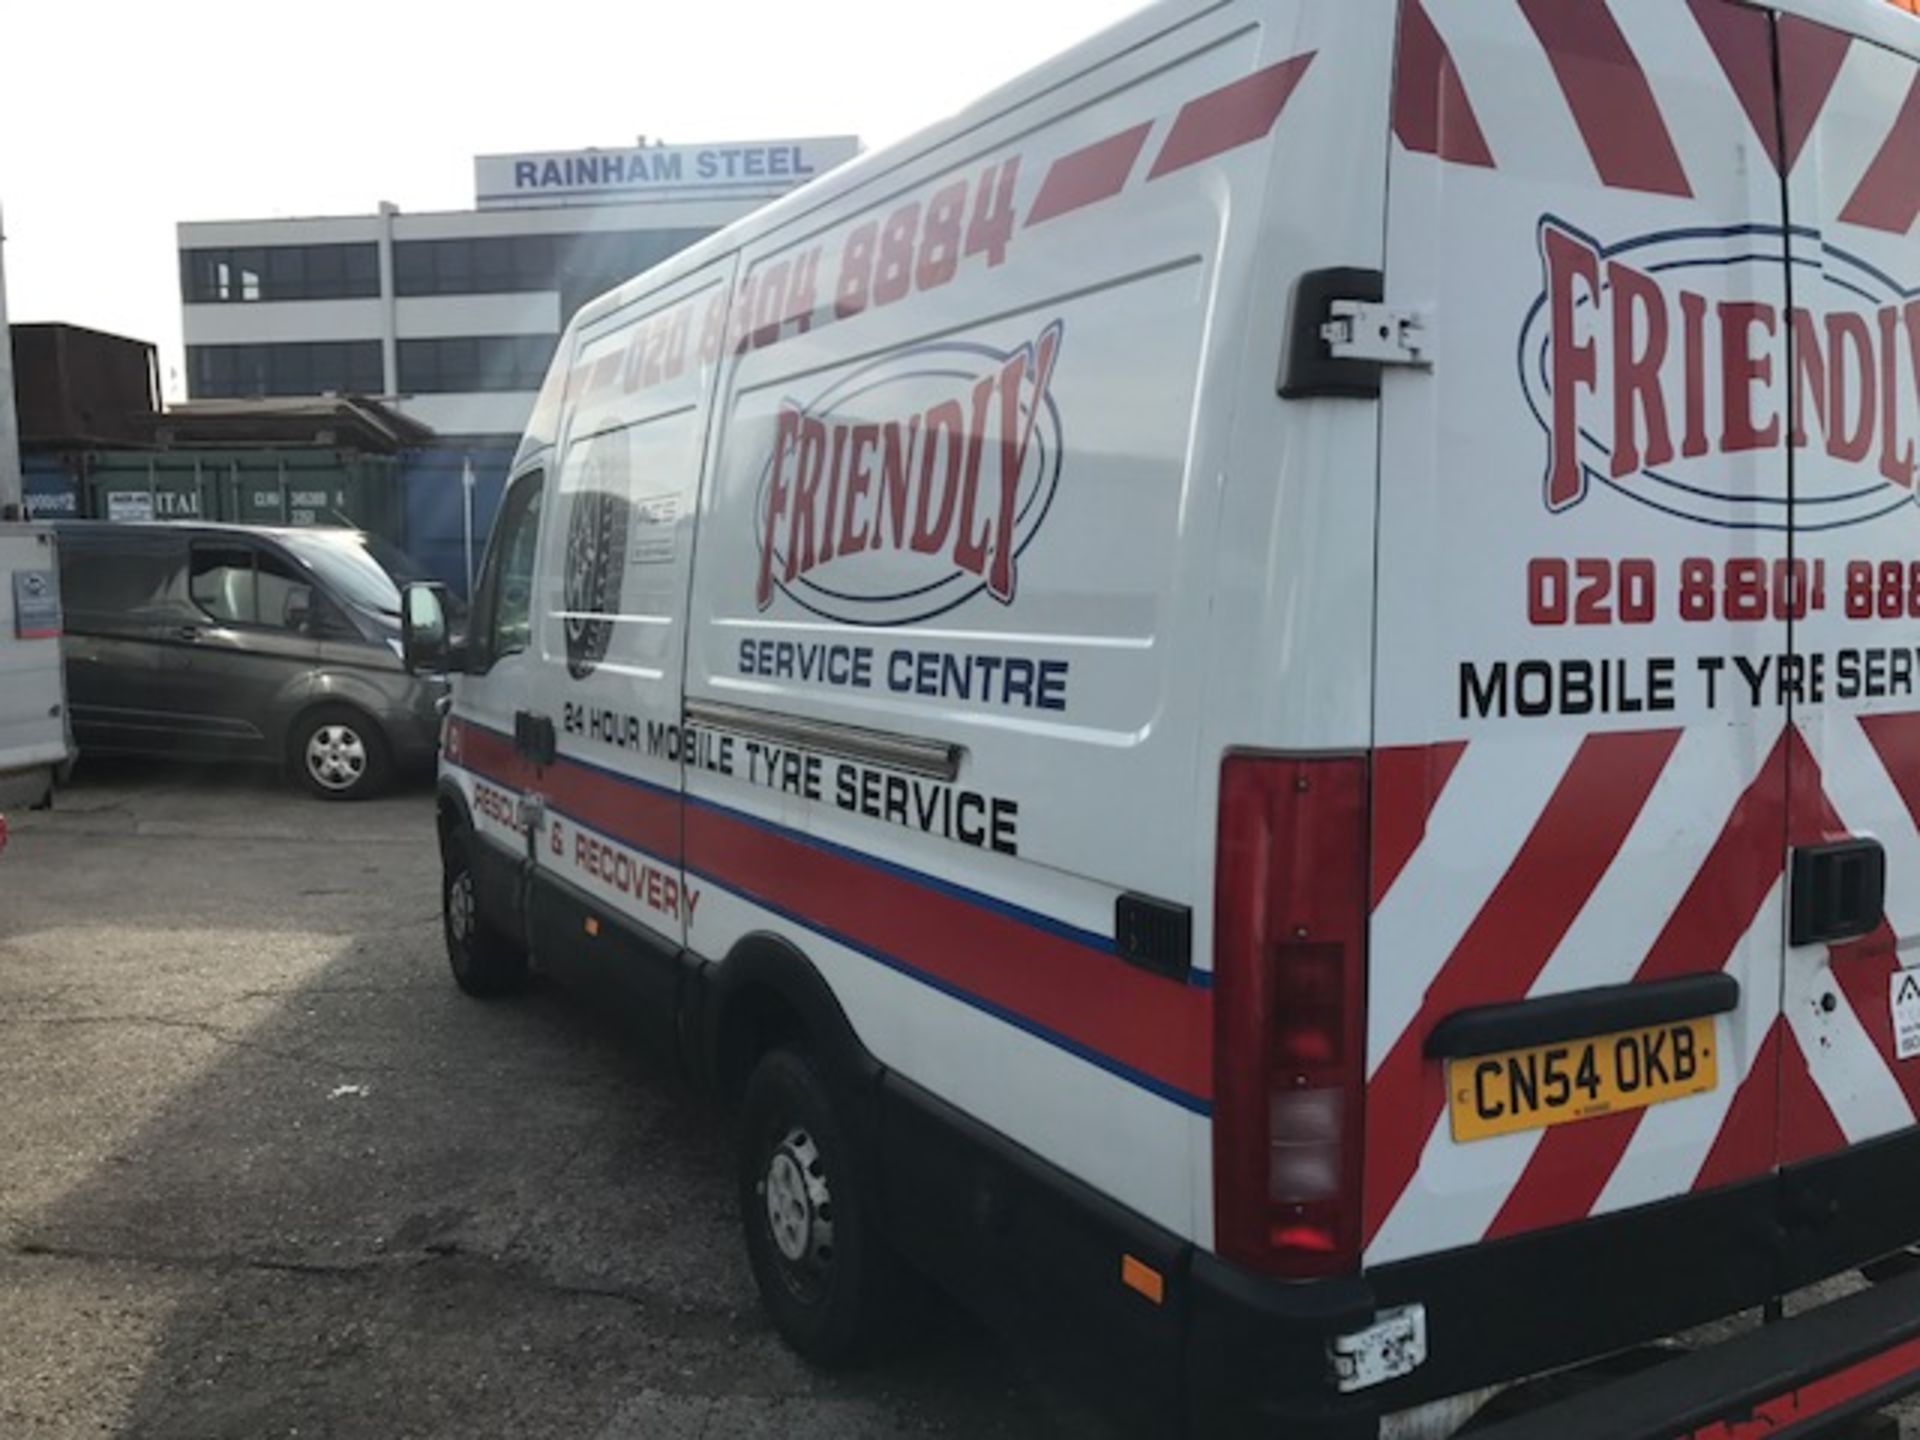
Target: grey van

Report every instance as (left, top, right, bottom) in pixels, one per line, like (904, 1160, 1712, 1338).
(55, 521, 448, 799)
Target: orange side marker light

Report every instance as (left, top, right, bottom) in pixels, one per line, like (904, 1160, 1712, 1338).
(1121, 1254, 1166, 1305)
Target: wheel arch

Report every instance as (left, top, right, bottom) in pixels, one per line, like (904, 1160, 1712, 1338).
(700, 931, 883, 1107)
(435, 778, 473, 859)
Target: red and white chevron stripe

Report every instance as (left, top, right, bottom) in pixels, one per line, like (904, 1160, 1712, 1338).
(1365, 716, 1920, 1262)
(1393, 0, 1920, 215)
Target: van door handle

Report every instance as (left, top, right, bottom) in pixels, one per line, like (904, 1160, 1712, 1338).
(173, 625, 201, 643)
(1790, 839, 1886, 947)
(513, 710, 557, 768)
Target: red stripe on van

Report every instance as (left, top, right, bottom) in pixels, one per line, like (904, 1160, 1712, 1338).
(685, 800, 1213, 1108)
(1778, 17, 1855, 176)
(1690, 4, 1851, 177)
(1840, 74, 1920, 234)
(1027, 124, 1153, 226)
(449, 721, 1204, 1105)
(542, 757, 683, 864)
(1691, 0, 1782, 171)
(1363, 729, 1681, 1244)
(1392, 0, 1496, 168)
(450, 718, 526, 791)
(1147, 53, 1315, 181)
(1370, 741, 1467, 910)
(1520, 0, 1694, 198)
(1773, 1019, 1850, 1168)
(1484, 733, 1791, 1240)
(1691, 1019, 1787, 1193)
(1860, 711, 1920, 836)
(449, 722, 681, 864)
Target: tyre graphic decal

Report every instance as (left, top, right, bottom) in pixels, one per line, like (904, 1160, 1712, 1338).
(564, 430, 632, 680)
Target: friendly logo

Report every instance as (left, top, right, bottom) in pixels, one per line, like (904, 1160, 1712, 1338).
(1521, 217, 1920, 530)
(754, 322, 1065, 625)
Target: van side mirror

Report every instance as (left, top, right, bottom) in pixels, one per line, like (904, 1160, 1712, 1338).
(402, 582, 455, 674)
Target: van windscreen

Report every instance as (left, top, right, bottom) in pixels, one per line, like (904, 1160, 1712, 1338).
(281, 533, 402, 619)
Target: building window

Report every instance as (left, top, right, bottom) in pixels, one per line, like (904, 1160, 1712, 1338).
(181, 244, 381, 303)
(390, 229, 712, 305)
(186, 342, 384, 399)
(397, 335, 556, 394)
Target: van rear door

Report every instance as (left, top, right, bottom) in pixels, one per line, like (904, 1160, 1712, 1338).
(1773, 15, 1920, 1169)
(1367, 0, 1797, 1266)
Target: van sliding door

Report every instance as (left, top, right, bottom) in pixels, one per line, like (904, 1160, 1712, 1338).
(524, 260, 735, 1002)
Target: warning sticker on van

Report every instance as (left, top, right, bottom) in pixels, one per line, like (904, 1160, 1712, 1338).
(1893, 970, 1920, 1062)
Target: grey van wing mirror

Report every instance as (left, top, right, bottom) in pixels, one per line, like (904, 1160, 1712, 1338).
(401, 582, 459, 674)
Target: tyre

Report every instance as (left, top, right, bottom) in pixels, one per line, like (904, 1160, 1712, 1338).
(292, 705, 391, 800)
(739, 1047, 900, 1368)
(563, 481, 628, 681)
(441, 829, 527, 998)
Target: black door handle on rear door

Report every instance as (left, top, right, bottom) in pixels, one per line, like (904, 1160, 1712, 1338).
(1790, 838, 1886, 947)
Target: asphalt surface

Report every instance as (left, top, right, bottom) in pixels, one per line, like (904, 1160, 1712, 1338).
(0, 760, 1103, 1440)
(6, 761, 1917, 1439)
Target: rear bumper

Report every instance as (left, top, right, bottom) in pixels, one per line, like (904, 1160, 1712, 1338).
(1469, 1265, 1920, 1440)
(1190, 1122, 1920, 1437)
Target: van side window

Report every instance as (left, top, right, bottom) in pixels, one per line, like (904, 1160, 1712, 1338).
(471, 471, 544, 670)
(61, 542, 175, 624)
(190, 545, 257, 624)
(189, 543, 314, 629)
(254, 549, 314, 631)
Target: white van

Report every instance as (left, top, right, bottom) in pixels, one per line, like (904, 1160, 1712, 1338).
(0, 523, 71, 811)
(403, 0, 1920, 1432)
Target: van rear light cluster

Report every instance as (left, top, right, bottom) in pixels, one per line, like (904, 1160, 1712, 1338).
(1213, 755, 1369, 1279)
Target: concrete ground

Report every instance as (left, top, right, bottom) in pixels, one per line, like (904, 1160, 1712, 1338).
(0, 760, 1103, 1440)
(3, 761, 1915, 1439)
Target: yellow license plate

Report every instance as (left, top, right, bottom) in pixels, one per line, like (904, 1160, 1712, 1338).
(1448, 1017, 1718, 1143)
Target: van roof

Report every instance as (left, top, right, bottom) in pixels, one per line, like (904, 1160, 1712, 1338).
(555, 0, 1920, 348)
(567, 0, 1199, 339)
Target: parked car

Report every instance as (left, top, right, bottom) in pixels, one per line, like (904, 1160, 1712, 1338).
(56, 521, 447, 799)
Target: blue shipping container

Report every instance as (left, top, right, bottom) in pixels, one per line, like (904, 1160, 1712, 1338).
(399, 446, 515, 599)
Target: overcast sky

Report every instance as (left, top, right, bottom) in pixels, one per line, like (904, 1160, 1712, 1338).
(0, 0, 1140, 399)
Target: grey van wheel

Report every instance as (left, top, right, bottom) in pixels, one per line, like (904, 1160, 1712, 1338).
(442, 830, 526, 998)
(292, 706, 391, 800)
(739, 1048, 899, 1367)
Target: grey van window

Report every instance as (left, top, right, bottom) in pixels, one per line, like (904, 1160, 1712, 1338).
(190, 545, 254, 623)
(190, 543, 312, 629)
(254, 550, 312, 630)
(62, 541, 177, 620)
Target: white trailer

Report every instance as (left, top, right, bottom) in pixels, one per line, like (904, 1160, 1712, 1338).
(0, 525, 69, 808)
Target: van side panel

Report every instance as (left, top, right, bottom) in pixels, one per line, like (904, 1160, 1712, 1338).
(681, 1, 1392, 1239)
(523, 262, 736, 958)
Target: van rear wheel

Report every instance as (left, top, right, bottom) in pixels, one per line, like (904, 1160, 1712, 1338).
(292, 706, 391, 801)
(739, 1047, 898, 1367)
